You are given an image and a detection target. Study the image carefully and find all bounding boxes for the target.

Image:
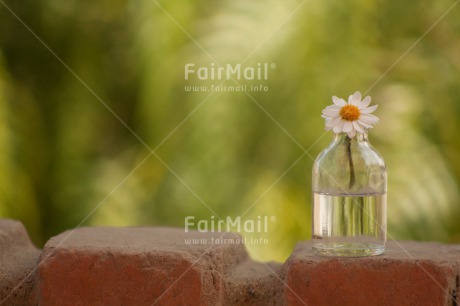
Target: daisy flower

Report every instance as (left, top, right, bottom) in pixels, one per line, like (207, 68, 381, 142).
(321, 91, 379, 138)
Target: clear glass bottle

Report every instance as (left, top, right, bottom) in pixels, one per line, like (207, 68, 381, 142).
(312, 132, 387, 256)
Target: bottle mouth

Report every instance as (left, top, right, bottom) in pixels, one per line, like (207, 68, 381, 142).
(334, 132, 368, 141)
(313, 190, 387, 196)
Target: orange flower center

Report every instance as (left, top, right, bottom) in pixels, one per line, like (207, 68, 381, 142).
(340, 105, 360, 121)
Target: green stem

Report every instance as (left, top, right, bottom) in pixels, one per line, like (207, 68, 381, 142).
(346, 136, 355, 189)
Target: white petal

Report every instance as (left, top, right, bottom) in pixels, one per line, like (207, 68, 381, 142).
(352, 121, 364, 133)
(348, 129, 356, 138)
(332, 96, 346, 107)
(325, 116, 341, 129)
(350, 91, 362, 106)
(323, 105, 340, 112)
(360, 113, 379, 124)
(322, 106, 339, 118)
(359, 96, 372, 108)
(332, 124, 341, 134)
(333, 119, 346, 133)
(322, 108, 340, 116)
(357, 119, 373, 128)
(322, 113, 338, 119)
(360, 104, 378, 114)
(325, 104, 341, 109)
(343, 121, 353, 133)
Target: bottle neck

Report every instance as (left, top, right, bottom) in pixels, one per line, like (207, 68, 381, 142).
(333, 132, 369, 144)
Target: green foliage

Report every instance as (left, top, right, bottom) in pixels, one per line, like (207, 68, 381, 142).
(0, 0, 459, 261)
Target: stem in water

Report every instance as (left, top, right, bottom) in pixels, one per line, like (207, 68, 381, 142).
(346, 136, 355, 189)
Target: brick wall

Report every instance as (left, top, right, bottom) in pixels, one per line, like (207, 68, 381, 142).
(0, 219, 459, 306)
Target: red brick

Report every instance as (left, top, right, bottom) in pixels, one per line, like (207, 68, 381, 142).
(0, 219, 40, 306)
(224, 259, 283, 305)
(2, 218, 458, 305)
(283, 241, 460, 306)
(38, 227, 248, 306)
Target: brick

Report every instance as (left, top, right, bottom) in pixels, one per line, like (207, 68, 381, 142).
(1, 218, 458, 305)
(283, 241, 460, 306)
(456, 263, 460, 306)
(38, 227, 248, 306)
(0, 219, 40, 306)
(224, 259, 283, 305)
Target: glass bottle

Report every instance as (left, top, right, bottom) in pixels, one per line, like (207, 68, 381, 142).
(312, 132, 387, 256)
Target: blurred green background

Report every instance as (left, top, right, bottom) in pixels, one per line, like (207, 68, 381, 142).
(0, 0, 460, 262)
